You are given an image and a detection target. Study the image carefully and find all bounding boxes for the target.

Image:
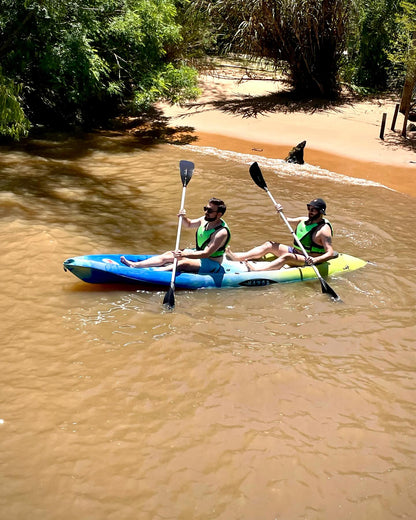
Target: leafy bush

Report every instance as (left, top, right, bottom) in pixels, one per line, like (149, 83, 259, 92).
(0, 0, 200, 138)
(0, 70, 30, 140)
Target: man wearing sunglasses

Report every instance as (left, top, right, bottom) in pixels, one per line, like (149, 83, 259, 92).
(226, 198, 335, 271)
(121, 198, 231, 273)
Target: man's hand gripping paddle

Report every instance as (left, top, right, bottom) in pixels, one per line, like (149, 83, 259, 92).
(249, 162, 341, 302)
(163, 160, 195, 309)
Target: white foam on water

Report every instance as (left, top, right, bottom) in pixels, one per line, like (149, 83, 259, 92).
(184, 144, 394, 191)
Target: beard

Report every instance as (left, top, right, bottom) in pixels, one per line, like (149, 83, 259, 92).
(204, 215, 216, 222)
(308, 212, 321, 223)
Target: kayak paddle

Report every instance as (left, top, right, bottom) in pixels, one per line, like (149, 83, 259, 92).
(249, 162, 341, 302)
(163, 160, 195, 309)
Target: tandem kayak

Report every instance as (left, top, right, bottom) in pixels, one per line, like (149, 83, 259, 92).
(63, 253, 367, 289)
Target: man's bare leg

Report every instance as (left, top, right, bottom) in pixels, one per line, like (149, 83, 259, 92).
(226, 241, 287, 261)
(157, 258, 201, 273)
(246, 252, 306, 271)
(120, 251, 174, 268)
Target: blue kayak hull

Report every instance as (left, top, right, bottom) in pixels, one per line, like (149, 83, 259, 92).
(63, 253, 367, 289)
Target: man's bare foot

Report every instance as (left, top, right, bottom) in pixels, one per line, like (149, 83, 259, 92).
(226, 246, 245, 261)
(245, 261, 257, 272)
(120, 256, 138, 268)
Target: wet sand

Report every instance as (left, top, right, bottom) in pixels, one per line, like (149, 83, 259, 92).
(158, 74, 416, 197)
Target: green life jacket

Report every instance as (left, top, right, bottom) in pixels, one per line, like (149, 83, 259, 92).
(294, 218, 333, 254)
(196, 219, 231, 258)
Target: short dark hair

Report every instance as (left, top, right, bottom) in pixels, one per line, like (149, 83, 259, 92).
(209, 197, 226, 215)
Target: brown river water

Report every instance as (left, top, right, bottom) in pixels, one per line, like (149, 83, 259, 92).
(1, 132, 416, 520)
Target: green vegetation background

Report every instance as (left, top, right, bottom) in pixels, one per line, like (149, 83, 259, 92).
(1, 0, 415, 141)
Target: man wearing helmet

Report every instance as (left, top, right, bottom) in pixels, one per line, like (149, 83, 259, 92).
(226, 198, 335, 271)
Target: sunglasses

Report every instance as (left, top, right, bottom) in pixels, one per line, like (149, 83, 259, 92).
(203, 206, 217, 214)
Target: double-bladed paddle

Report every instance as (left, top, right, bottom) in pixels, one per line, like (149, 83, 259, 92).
(249, 162, 341, 302)
(163, 160, 195, 309)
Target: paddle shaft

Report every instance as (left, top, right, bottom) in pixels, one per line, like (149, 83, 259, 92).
(169, 184, 187, 289)
(163, 160, 194, 309)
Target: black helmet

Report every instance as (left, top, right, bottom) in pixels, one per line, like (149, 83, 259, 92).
(307, 198, 326, 214)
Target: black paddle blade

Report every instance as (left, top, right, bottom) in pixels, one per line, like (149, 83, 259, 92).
(320, 278, 341, 302)
(163, 286, 175, 309)
(249, 162, 267, 190)
(179, 160, 194, 187)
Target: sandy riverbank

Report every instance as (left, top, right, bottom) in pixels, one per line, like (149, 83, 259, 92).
(158, 74, 416, 197)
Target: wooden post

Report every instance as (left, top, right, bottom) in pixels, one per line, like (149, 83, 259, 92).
(391, 104, 399, 131)
(380, 113, 387, 140)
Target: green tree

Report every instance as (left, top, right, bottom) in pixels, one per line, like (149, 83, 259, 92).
(172, 0, 218, 63)
(194, 0, 353, 98)
(389, 1, 416, 79)
(0, 69, 30, 140)
(0, 0, 199, 138)
(345, 0, 401, 90)
(389, 1, 416, 118)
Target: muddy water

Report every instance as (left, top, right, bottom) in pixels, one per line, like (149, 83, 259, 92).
(1, 132, 416, 520)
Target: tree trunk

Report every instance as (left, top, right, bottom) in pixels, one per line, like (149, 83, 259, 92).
(400, 31, 416, 115)
(400, 74, 416, 115)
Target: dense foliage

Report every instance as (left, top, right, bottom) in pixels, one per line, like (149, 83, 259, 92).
(392, 1, 416, 114)
(388, 1, 416, 83)
(0, 0, 200, 140)
(1, 0, 416, 141)
(194, 0, 353, 97)
(0, 69, 31, 139)
(344, 0, 411, 91)
(352, 0, 399, 88)
(193, 0, 416, 98)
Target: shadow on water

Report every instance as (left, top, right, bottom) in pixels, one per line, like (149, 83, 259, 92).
(0, 148, 143, 243)
(63, 280, 168, 293)
(0, 115, 198, 247)
(1, 108, 198, 160)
